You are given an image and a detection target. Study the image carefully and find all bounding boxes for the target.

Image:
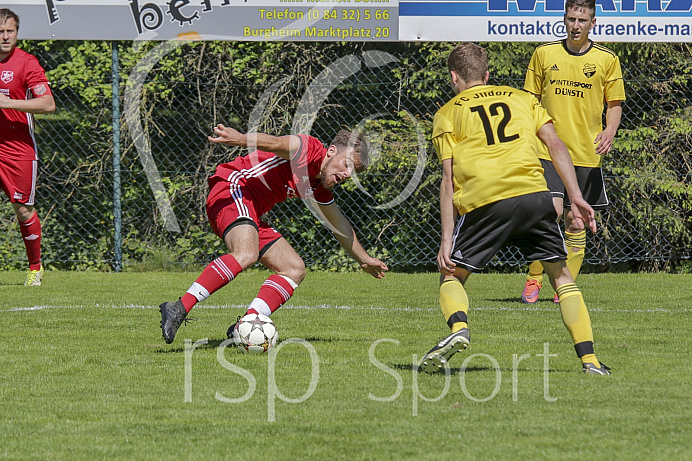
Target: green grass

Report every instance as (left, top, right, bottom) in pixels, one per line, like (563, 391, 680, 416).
(1, 271, 691, 460)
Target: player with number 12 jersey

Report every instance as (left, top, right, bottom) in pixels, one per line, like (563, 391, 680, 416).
(432, 85, 553, 214)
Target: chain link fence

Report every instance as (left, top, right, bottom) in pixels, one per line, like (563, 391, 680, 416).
(1, 41, 690, 272)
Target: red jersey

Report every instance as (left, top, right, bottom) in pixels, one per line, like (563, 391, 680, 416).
(0, 47, 52, 161)
(208, 134, 334, 217)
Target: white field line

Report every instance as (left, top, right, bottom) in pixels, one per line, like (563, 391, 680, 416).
(3, 304, 690, 314)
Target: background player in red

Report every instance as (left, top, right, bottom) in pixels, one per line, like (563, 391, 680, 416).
(160, 125, 388, 343)
(0, 8, 55, 286)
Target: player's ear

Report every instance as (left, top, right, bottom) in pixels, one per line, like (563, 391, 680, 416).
(326, 145, 338, 158)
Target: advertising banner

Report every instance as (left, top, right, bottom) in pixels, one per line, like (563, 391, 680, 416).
(399, 0, 692, 42)
(2, 0, 690, 41)
(7, 0, 398, 41)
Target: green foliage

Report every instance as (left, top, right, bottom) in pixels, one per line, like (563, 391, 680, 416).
(611, 107, 692, 264)
(1, 42, 689, 271)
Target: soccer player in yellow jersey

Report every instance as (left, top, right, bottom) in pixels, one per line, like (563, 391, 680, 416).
(420, 42, 611, 375)
(521, 0, 626, 304)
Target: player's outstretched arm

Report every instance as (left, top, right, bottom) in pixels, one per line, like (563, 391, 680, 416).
(0, 93, 55, 114)
(208, 124, 301, 159)
(538, 122, 597, 233)
(318, 202, 388, 278)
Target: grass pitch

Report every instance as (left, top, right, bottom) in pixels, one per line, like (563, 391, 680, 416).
(1, 271, 691, 460)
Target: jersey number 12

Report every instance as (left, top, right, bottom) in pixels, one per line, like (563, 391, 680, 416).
(470, 103, 519, 146)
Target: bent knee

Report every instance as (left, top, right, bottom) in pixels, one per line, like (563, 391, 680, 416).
(287, 264, 306, 285)
(280, 260, 306, 285)
(232, 251, 260, 270)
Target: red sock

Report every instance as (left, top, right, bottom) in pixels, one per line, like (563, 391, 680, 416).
(181, 254, 242, 312)
(19, 211, 41, 271)
(247, 275, 296, 317)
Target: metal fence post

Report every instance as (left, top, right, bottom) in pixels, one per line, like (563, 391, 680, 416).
(112, 41, 122, 272)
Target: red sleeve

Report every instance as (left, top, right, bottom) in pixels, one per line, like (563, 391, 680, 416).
(293, 135, 334, 204)
(25, 56, 51, 98)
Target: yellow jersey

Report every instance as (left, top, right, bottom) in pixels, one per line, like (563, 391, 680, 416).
(432, 84, 553, 215)
(525, 40, 626, 167)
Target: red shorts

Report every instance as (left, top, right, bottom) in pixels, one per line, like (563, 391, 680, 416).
(0, 159, 37, 205)
(206, 182, 283, 256)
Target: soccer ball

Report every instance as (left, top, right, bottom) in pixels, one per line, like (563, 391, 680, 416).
(232, 313, 278, 354)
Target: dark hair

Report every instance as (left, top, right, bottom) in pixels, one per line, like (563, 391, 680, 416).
(330, 130, 370, 172)
(565, 0, 596, 16)
(446, 43, 488, 83)
(0, 8, 19, 29)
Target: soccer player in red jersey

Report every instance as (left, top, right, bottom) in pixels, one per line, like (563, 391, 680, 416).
(160, 125, 388, 343)
(0, 9, 55, 286)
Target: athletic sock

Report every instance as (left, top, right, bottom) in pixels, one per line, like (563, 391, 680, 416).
(439, 278, 469, 333)
(556, 283, 599, 366)
(564, 230, 586, 281)
(181, 254, 243, 312)
(526, 260, 544, 284)
(246, 275, 297, 317)
(18, 211, 42, 271)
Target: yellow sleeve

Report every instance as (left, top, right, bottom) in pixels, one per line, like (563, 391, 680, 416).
(524, 49, 543, 95)
(530, 95, 553, 131)
(604, 55, 626, 102)
(432, 112, 456, 163)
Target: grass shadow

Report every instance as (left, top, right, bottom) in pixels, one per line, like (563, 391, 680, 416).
(393, 362, 572, 375)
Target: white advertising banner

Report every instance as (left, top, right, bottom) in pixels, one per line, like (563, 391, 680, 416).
(7, 0, 398, 41)
(2, 0, 690, 41)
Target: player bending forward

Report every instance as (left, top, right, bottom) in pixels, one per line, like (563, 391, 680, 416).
(160, 126, 388, 344)
(420, 43, 610, 375)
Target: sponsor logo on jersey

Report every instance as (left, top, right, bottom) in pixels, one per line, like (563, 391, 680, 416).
(1, 71, 13, 84)
(34, 84, 48, 96)
(549, 79, 593, 89)
(583, 63, 597, 78)
(550, 64, 559, 71)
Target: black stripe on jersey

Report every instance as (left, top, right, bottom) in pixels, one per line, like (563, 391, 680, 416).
(592, 43, 619, 58)
(289, 134, 305, 161)
(535, 40, 563, 51)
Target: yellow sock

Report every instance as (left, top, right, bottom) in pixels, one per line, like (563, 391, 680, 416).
(526, 260, 544, 284)
(439, 278, 469, 333)
(564, 230, 586, 281)
(556, 283, 599, 366)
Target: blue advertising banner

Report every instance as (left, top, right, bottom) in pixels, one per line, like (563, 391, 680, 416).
(399, 0, 691, 41)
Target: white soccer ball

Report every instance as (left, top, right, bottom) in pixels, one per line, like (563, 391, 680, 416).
(232, 313, 278, 354)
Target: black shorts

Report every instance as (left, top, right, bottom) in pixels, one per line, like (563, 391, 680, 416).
(449, 191, 567, 272)
(541, 159, 609, 210)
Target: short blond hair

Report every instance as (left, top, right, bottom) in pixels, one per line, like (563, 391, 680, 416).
(447, 43, 488, 83)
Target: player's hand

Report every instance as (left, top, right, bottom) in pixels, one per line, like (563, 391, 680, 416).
(594, 130, 615, 156)
(360, 257, 388, 279)
(570, 198, 597, 234)
(437, 241, 456, 276)
(208, 124, 246, 146)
